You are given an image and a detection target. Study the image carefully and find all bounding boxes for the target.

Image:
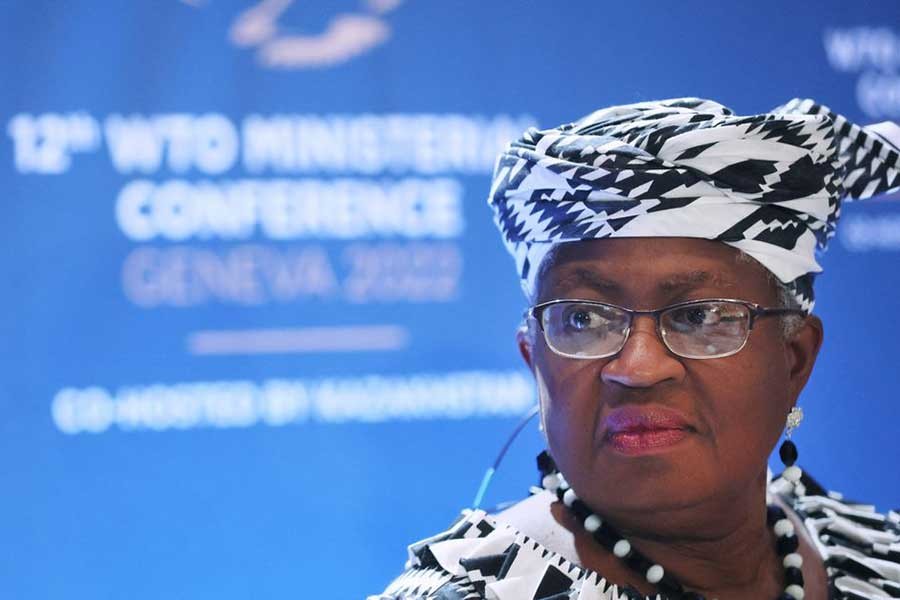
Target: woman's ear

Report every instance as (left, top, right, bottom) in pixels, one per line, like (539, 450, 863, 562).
(516, 322, 535, 373)
(786, 314, 824, 401)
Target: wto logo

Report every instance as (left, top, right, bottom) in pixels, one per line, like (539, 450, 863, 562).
(186, 0, 404, 69)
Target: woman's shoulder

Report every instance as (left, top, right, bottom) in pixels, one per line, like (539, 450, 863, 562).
(368, 492, 638, 600)
(366, 508, 503, 600)
(772, 472, 900, 598)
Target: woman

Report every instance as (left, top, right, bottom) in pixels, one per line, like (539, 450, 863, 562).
(371, 98, 900, 599)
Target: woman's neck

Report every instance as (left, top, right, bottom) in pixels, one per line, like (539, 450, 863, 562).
(619, 496, 784, 600)
(544, 477, 780, 598)
(607, 486, 781, 596)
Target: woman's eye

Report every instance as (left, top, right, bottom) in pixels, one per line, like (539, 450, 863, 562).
(689, 308, 712, 325)
(677, 306, 721, 328)
(565, 310, 604, 331)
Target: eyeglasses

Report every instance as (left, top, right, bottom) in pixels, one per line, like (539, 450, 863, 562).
(525, 298, 805, 360)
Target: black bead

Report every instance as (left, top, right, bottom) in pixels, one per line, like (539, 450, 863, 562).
(590, 528, 618, 550)
(779, 439, 798, 467)
(623, 552, 649, 573)
(680, 593, 706, 600)
(767, 504, 786, 526)
(777, 534, 799, 555)
(537, 450, 556, 475)
(784, 566, 804, 586)
(569, 499, 592, 520)
(656, 573, 685, 594)
(777, 595, 797, 600)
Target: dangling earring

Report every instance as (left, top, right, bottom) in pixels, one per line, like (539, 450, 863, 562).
(534, 366, 550, 438)
(779, 406, 804, 496)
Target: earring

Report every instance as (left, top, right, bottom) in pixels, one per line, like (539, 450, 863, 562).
(779, 406, 804, 495)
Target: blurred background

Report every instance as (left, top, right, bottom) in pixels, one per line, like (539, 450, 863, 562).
(2, 1, 899, 598)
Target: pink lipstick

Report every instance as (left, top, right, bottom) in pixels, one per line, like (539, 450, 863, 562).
(602, 406, 694, 456)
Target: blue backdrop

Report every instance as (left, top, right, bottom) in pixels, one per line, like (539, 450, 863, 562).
(3, 2, 899, 598)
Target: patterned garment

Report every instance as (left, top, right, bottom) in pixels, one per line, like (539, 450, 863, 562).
(487, 98, 900, 311)
(370, 474, 900, 600)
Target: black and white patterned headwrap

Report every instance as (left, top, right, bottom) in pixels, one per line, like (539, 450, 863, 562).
(488, 98, 900, 312)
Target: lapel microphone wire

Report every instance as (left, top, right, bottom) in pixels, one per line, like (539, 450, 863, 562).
(471, 403, 540, 510)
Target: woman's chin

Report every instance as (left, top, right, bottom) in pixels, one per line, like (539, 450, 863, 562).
(577, 454, 717, 512)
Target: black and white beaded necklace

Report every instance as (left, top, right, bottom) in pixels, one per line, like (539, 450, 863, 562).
(536, 448, 808, 600)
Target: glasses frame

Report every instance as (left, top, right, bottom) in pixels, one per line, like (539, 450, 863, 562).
(525, 297, 806, 360)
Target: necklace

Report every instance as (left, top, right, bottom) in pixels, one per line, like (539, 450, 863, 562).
(536, 451, 806, 600)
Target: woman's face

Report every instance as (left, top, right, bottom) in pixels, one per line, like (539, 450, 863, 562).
(519, 238, 822, 518)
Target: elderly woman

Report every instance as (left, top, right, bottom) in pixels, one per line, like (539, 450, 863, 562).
(372, 99, 900, 599)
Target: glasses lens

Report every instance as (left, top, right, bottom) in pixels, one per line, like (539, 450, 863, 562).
(541, 302, 630, 358)
(661, 301, 750, 359)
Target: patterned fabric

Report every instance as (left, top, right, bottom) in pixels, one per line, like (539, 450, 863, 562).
(487, 98, 900, 311)
(371, 474, 900, 599)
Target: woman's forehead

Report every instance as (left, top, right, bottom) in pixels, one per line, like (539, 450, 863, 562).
(535, 238, 774, 302)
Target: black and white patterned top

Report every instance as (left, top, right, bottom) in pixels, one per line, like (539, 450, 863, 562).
(370, 474, 900, 600)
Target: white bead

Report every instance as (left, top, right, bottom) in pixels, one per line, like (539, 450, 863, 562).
(563, 488, 577, 507)
(774, 518, 795, 537)
(783, 465, 803, 482)
(646, 564, 664, 583)
(584, 514, 602, 532)
(794, 482, 807, 497)
(783, 552, 803, 568)
(785, 584, 805, 600)
(542, 474, 560, 492)
(557, 473, 569, 489)
(613, 539, 631, 557)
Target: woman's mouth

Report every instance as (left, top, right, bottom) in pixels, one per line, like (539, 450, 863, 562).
(602, 406, 694, 456)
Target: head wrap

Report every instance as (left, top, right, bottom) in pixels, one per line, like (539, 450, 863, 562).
(488, 98, 900, 311)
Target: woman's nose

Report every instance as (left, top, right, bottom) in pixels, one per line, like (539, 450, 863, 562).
(601, 316, 685, 387)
